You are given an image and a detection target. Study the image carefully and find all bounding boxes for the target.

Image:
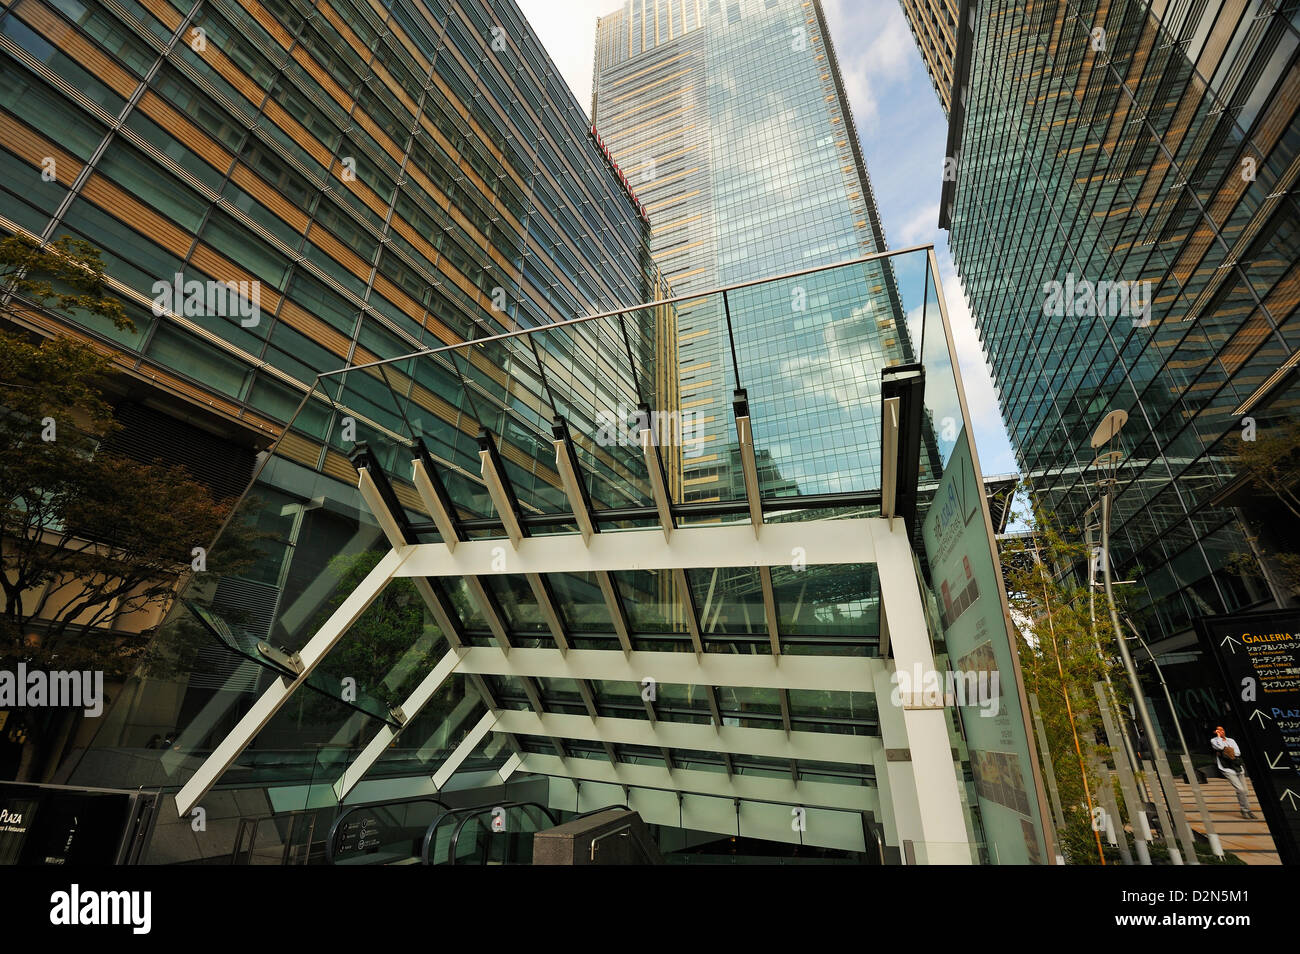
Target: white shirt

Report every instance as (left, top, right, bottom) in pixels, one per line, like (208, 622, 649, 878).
(1211, 735, 1243, 773)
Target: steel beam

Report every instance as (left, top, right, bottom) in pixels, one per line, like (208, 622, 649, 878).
(175, 546, 410, 816)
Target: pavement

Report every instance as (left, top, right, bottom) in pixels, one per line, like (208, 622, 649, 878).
(1174, 775, 1280, 865)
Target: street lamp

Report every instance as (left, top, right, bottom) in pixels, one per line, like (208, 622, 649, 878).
(1125, 617, 1223, 858)
(1090, 410, 1186, 865)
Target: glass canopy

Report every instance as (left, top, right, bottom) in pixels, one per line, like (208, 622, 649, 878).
(70, 246, 1046, 863)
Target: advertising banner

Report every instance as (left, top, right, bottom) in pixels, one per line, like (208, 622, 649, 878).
(921, 431, 1046, 864)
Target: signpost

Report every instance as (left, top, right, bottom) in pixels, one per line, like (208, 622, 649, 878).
(1195, 607, 1300, 864)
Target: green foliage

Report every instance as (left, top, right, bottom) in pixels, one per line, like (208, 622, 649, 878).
(0, 235, 129, 331)
(1001, 489, 1130, 863)
(0, 239, 255, 674)
(305, 550, 444, 716)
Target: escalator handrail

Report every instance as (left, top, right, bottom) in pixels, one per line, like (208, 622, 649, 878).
(326, 796, 450, 864)
(419, 800, 558, 865)
(447, 801, 559, 866)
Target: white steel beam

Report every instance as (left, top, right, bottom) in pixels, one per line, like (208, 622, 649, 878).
(398, 518, 882, 578)
(596, 571, 634, 653)
(357, 467, 408, 549)
(498, 751, 522, 783)
(413, 578, 464, 650)
(333, 647, 464, 800)
(641, 427, 674, 541)
(432, 710, 497, 789)
(411, 457, 459, 551)
(492, 709, 878, 765)
(454, 645, 881, 692)
(881, 396, 900, 528)
(479, 448, 523, 548)
(758, 564, 782, 655)
(521, 753, 876, 815)
(873, 522, 973, 863)
(736, 414, 763, 536)
(672, 567, 704, 654)
(174, 545, 411, 816)
(526, 573, 570, 652)
(553, 438, 595, 544)
(464, 576, 512, 652)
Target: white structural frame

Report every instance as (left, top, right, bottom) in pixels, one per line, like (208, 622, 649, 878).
(169, 244, 1055, 864)
(175, 511, 974, 863)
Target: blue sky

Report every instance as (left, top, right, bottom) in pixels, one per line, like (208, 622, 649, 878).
(515, 0, 1020, 477)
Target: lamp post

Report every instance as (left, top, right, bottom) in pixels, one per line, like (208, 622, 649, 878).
(1126, 618, 1224, 858)
(1090, 410, 1184, 864)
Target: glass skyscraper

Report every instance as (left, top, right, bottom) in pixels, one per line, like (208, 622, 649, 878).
(593, 0, 916, 499)
(0, 0, 667, 467)
(0, 0, 1050, 867)
(904, 0, 1300, 661)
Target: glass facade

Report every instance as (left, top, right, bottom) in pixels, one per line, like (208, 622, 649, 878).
(909, 0, 1300, 645)
(49, 248, 1039, 862)
(593, 0, 915, 500)
(0, 0, 668, 434)
(0, 0, 1050, 864)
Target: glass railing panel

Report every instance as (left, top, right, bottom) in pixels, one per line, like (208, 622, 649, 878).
(910, 251, 1050, 864)
(542, 570, 619, 642)
(371, 677, 478, 777)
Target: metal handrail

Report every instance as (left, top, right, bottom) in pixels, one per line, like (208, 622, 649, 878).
(441, 801, 559, 865)
(325, 795, 450, 864)
(318, 244, 934, 378)
(589, 823, 633, 861)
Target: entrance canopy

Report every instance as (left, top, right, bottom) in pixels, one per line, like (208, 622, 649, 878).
(81, 247, 1042, 862)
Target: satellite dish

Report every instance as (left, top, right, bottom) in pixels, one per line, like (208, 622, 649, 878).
(1090, 409, 1128, 448)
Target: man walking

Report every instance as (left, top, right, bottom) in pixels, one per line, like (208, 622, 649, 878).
(1211, 726, 1255, 818)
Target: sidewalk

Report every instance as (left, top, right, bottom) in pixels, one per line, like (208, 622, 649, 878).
(1173, 775, 1280, 865)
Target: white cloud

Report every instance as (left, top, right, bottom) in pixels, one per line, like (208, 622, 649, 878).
(821, 0, 916, 132)
(898, 202, 940, 247)
(934, 250, 1018, 475)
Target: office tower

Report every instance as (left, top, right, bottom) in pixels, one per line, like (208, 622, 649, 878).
(0, 0, 672, 623)
(899, 0, 960, 112)
(593, 0, 914, 500)
(0, 0, 667, 475)
(0, 0, 1048, 867)
(904, 1, 1300, 660)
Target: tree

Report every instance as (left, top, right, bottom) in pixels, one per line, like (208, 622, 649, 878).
(0, 235, 130, 333)
(0, 236, 255, 780)
(1000, 491, 1131, 863)
(299, 550, 457, 740)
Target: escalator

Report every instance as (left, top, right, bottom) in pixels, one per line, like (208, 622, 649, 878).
(325, 798, 558, 865)
(326, 797, 450, 865)
(422, 801, 557, 865)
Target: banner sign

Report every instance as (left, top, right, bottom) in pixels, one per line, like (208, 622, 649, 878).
(1195, 607, 1300, 865)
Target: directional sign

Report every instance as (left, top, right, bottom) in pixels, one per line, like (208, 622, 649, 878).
(1196, 608, 1300, 864)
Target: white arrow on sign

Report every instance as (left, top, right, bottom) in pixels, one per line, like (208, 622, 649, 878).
(1281, 789, 1300, 811)
(1220, 634, 1241, 654)
(1268, 751, 1288, 770)
(1250, 708, 1271, 728)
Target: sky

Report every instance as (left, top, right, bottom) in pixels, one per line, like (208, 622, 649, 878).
(515, 0, 1020, 477)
